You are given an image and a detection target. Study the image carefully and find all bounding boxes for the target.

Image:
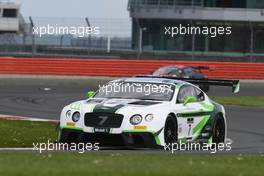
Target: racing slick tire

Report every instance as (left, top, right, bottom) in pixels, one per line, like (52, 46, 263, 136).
(164, 115, 178, 145)
(212, 114, 225, 145)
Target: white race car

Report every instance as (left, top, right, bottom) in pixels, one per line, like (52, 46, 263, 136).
(58, 76, 239, 148)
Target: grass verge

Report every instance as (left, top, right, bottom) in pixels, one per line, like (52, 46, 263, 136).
(0, 120, 57, 148)
(0, 153, 263, 176)
(211, 96, 264, 107)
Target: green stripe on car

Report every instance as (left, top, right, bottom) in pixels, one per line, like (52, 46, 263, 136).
(70, 102, 81, 110)
(192, 115, 210, 138)
(62, 126, 83, 131)
(200, 102, 214, 111)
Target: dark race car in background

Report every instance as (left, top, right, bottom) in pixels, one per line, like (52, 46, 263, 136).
(152, 65, 212, 92)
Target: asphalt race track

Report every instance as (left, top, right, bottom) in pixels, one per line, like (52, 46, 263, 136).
(0, 75, 263, 154)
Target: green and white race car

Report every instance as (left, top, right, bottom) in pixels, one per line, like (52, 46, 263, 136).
(58, 76, 240, 148)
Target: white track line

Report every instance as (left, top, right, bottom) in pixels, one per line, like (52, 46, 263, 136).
(0, 114, 58, 123)
(0, 148, 34, 151)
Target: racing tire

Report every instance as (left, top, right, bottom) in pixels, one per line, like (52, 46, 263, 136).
(212, 114, 225, 145)
(164, 115, 178, 145)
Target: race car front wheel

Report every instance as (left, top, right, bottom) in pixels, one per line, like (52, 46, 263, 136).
(164, 115, 178, 145)
(212, 115, 225, 144)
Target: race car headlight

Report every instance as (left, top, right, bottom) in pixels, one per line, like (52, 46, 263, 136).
(145, 114, 154, 122)
(130, 114, 142, 125)
(72, 112, 81, 122)
(66, 110, 71, 118)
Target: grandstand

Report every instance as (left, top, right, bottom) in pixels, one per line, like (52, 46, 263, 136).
(128, 0, 264, 56)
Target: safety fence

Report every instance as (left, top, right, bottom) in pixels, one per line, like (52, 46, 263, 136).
(0, 57, 264, 79)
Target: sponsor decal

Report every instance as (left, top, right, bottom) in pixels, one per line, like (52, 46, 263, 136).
(187, 118, 194, 124)
(94, 128, 110, 133)
(133, 125, 147, 130)
(66, 122, 75, 127)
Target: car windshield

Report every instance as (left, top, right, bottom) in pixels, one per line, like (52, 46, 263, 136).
(152, 67, 179, 76)
(183, 67, 196, 74)
(94, 82, 175, 101)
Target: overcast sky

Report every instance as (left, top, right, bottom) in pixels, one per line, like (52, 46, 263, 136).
(17, 0, 129, 18)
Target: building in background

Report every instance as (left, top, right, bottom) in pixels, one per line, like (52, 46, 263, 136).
(128, 0, 264, 55)
(0, 1, 23, 33)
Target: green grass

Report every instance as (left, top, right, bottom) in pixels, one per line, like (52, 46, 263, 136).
(0, 118, 263, 176)
(0, 153, 263, 176)
(0, 120, 57, 148)
(212, 96, 264, 107)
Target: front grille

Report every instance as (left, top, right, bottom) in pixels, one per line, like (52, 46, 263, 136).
(84, 112, 124, 128)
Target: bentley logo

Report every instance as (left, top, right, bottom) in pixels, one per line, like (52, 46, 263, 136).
(98, 116, 108, 125)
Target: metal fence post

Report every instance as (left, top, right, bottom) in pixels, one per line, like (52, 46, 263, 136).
(139, 27, 143, 54)
(85, 17, 91, 48)
(22, 33, 26, 52)
(250, 21, 254, 62)
(107, 36, 111, 53)
(191, 20, 195, 60)
(29, 16, 36, 57)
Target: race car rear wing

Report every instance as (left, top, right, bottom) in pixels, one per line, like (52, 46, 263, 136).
(135, 76, 240, 93)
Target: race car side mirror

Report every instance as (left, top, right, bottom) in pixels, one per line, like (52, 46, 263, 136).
(86, 91, 95, 98)
(183, 96, 197, 106)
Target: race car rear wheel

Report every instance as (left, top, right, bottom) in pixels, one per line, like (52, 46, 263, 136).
(164, 115, 178, 145)
(212, 115, 225, 144)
